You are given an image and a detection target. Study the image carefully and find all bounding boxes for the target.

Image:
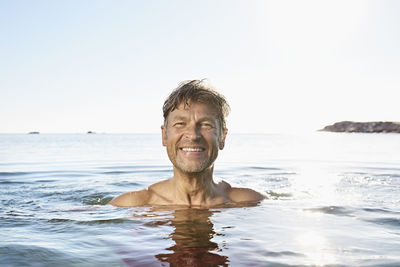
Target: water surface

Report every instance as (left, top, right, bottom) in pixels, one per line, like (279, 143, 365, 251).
(1, 133, 400, 266)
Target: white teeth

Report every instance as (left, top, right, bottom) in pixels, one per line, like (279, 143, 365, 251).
(181, 147, 204, 152)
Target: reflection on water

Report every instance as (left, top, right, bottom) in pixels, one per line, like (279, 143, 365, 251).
(2, 134, 400, 266)
(294, 230, 335, 266)
(155, 208, 228, 267)
(112, 203, 263, 266)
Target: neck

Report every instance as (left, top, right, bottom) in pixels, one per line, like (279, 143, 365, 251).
(172, 167, 216, 206)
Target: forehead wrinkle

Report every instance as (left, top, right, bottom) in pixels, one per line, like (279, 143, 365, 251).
(166, 102, 222, 129)
(169, 111, 217, 123)
(170, 115, 188, 122)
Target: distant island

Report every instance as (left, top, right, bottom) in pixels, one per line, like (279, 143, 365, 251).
(28, 131, 40, 134)
(320, 121, 400, 133)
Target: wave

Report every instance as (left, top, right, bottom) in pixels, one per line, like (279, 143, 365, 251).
(81, 193, 114, 205)
(304, 206, 354, 217)
(364, 217, 400, 227)
(0, 245, 73, 265)
(362, 208, 400, 215)
(266, 190, 293, 200)
(100, 169, 172, 175)
(0, 167, 170, 180)
(0, 171, 30, 177)
(75, 218, 128, 225)
(0, 170, 93, 179)
(247, 166, 282, 171)
(0, 180, 32, 184)
(0, 243, 120, 266)
(99, 165, 168, 170)
(111, 181, 143, 187)
(256, 248, 305, 258)
(364, 166, 400, 172)
(345, 172, 400, 179)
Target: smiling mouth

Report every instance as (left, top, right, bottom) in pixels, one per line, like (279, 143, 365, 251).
(180, 147, 205, 152)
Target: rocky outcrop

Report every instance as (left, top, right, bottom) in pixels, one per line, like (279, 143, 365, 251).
(320, 121, 400, 133)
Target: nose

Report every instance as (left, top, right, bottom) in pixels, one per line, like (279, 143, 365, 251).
(184, 123, 201, 141)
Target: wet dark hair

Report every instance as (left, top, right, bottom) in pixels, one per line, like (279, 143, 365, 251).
(163, 79, 230, 132)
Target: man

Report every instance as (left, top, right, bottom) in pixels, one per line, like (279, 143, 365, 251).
(109, 80, 265, 207)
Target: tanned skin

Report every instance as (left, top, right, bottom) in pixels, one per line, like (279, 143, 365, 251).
(109, 101, 265, 208)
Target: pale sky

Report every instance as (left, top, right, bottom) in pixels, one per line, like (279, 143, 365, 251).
(1, 0, 399, 134)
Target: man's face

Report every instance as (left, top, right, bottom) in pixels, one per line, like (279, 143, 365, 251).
(161, 101, 227, 174)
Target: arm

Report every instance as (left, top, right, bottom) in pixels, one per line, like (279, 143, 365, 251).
(108, 189, 151, 207)
(228, 187, 266, 203)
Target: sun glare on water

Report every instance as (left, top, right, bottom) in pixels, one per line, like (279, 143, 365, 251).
(295, 230, 337, 266)
(292, 162, 342, 203)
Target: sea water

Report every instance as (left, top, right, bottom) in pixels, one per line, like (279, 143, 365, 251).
(1, 133, 399, 266)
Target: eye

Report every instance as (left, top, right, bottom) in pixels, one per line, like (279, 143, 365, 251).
(173, 122, 185, 128)
(201, 122, 214, 129)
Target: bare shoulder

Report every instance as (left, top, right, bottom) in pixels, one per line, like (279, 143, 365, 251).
(108, 189, 152, 207)
(148, 179, 171, 192)
(228, 186, 266, 203)
(109, 179, 172, 207)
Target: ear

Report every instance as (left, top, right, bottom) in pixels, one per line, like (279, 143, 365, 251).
(219, 128, 228, 150)
(161, 125, 167, 147)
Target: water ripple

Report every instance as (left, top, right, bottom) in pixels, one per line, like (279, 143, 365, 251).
(0, 171, 30, 177)
(365, 217, 400, 227)
(304, 206, 354, 217)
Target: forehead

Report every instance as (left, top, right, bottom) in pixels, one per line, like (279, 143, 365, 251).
(168, 101, 218, 119)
